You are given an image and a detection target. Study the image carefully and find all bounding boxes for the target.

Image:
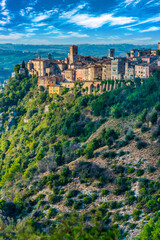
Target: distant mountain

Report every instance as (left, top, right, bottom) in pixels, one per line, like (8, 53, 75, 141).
(0, 43, 157, 57)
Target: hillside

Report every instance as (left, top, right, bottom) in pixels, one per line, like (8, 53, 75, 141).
(0, 72, 160, 239)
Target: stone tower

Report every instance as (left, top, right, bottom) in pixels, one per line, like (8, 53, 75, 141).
(109, 49, 115, 58)
(69, 45, 78, 64)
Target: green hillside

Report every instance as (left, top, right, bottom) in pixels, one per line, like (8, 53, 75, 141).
(0, 71, 160, 239)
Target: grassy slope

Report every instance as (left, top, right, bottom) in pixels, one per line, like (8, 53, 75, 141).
(0, 74, 160, 239)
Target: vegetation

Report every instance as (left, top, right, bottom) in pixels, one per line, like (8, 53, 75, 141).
(0, 70, 160, 238)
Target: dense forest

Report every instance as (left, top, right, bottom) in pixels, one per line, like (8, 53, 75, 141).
(0, 70, 160, 239)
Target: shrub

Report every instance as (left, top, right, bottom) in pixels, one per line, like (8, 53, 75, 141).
(148, 166, 156, 173)
(112, 211, 122, 222)
(135, 121, 143, 128)
(118, 150, 125, 157)
(101, 189, 109, 196)
(134, 136, 140, 142)
(152, 125, 160, 138)
(103, 151, 116, 159)
(155, 103, 160, 112)
(48, 195, 62, 204)
(38, 200, 47, 208)
(47, 208, 57, 219)
(64, 198, 74, 207)
(157, 159, 160, 167)
(127, 167, 135, 174)
(150, 112, 158, 125)
(132, 209, 142, 221)
(85, 138, 101, 159)
(72, 200, 83, 210)
(44, 205, 50, 210)
(115, 140, 128, 148)
(91, 194, 98, 201)
(129, 223, 136, 229)
(60, 166, 70, 177)
(123, 214, 130, 222)
(141, 125, 149, 133)
(36, 150, 45, 160)
(112, 165, 125, 174)
(113, 189, 122, 196)
(136, 141, 147, 150)
(136, 169, 144, 177)
(66, 190, 80, 198)
(111, 104, 123, 118)
(83, 196, 92, 204)
(35, 194, 45, 201)
(125, 130, 134, 141)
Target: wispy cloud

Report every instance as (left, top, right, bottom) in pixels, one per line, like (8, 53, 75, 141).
(140, 26, 160, 32)
(20, 7, 33, 17)
(0, 32, 35, 40)
(108, 36, 120, 40)
(0, 0, 7, 10)
(48, 30, 89, 38)
(31, 10, 56, 22)
(121, 14, 160, 28)
(123, 0, 142, 7)
(60, 5, 137, 29)
(135, 37, 152, 40)
(68, 31, 88, 38)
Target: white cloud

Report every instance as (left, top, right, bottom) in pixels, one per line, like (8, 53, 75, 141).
(123, 0, 141, 7)
(124, 0, 135, 7)
(140, 26, 160, 32)
(68, 31, 88, 37)
(108, 36, 120, 40)
(124, 33, 132, 35)
(48, 30, 89, 38)
(0, 0, 7, 10)
(33, 22, 47, 27)
(121, 14, 160, 28)
(31, 9, 56, 22)
(20, 7, 33, 17)
(32, 13, 50, 22)
(61, 11, 136, 29)
(25, 27, 38, 32)
(0, 32, 35, 40)
(61, 3, 87, 18)
(135, 37, 152, 40)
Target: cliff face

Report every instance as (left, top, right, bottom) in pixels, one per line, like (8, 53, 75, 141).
(0, 73, 160, 239)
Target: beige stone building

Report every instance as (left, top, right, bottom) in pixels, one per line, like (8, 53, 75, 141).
(111, 59, 125, 80)
(38, 75, 63, 89)
(102, 61, 111, 80)
(27, 56, 51, 76)
(86, 65, 102, 81)
(135, 64, 144, 78)
(62, 69, 75, 81)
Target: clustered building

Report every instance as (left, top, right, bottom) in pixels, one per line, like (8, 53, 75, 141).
(26, 43, 160, 95)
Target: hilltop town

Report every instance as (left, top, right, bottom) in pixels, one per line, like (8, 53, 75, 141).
(18, 43, 160, 95)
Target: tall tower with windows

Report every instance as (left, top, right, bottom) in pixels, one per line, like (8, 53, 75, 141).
(69, 45, 78, 64)
(109, 49, 115, 58)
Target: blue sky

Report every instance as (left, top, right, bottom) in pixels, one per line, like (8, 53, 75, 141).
(0, 0, 159, 44)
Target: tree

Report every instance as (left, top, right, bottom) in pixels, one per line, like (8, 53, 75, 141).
(14, 64, 20, 74)
(22, 60, 25, 69)
(134, 77, 141, 87)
